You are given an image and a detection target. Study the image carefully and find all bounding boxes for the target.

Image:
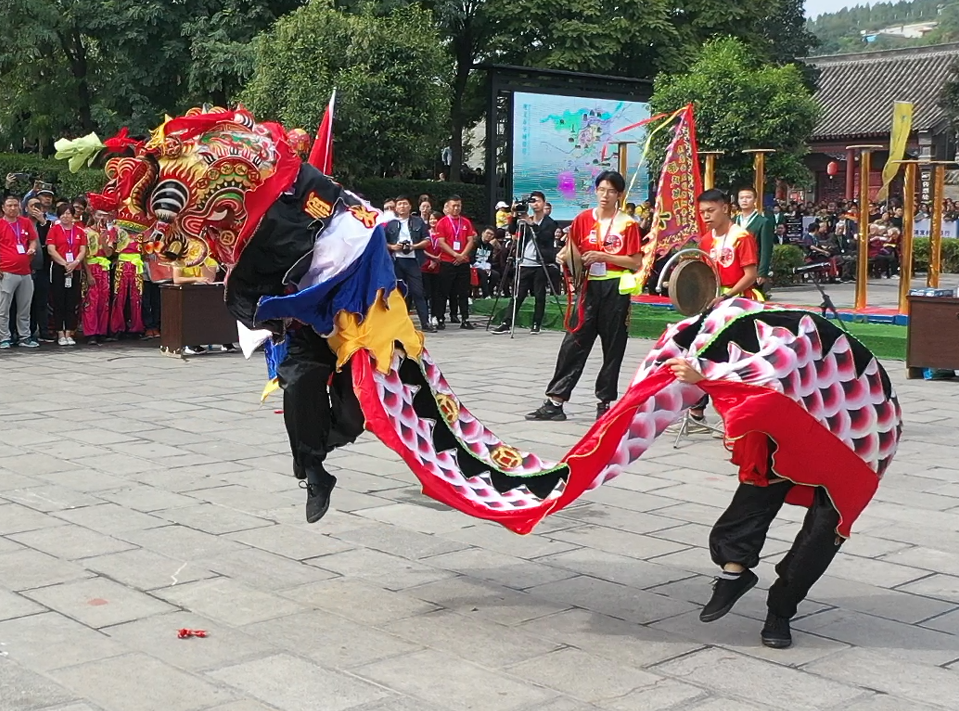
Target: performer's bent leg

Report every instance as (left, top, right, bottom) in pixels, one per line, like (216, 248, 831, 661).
(701, 481, 791, 623)
(594, 284, 631, 406)
(766, 486, 843, 619)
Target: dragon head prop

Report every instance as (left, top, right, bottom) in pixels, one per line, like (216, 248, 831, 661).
(58, 105, 304, 269)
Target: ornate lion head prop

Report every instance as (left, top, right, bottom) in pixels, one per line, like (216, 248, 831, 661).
(56, 106, 307, 269)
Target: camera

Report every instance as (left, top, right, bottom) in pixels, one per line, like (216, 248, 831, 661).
(10, 172, 32, 182)
(512, 196, 531, 214)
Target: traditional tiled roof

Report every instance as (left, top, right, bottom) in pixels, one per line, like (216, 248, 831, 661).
(807, 43, 959, 140)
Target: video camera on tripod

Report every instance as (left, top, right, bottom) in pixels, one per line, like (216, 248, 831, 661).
(511, 195, 533, 214)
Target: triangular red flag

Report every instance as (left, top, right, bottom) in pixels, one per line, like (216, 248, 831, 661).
(308, 89, 335, 174)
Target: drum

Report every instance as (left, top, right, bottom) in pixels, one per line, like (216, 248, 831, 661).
(668, 257, 719, 316)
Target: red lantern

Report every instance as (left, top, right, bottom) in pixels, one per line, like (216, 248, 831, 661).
(826, 160, 840, 178)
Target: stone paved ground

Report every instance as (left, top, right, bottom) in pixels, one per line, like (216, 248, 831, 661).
(1, 325, 959, 711)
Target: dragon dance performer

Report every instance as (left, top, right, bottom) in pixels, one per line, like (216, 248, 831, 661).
(110, 223, 145, 337)
(686, 188, 765, 431)
(81, 208, 115, 345)
(526, 170, 643, 422)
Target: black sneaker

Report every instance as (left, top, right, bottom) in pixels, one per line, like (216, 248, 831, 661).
(530, 324, 541, 335)
(424, 324, 437, 333)
(492, 323, 511, 335)
(525, 400, 567, 421)
(436, 320, 446, 331)
(450, 315, 460, 324)
(761, 612, 793, 649)
(300, 468, 337, 523)
(87, 336, 99, 346)
(699, 569, 758, 622)
(596, 401, 610, 420)
(460, 320, 475, 330)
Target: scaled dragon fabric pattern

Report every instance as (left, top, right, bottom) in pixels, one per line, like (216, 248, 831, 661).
(75, 107, 902, 537)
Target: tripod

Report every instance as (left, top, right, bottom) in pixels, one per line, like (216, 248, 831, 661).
(485, 219, 563, 338)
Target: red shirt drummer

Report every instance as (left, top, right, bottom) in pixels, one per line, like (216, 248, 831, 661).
(697, 189, 763, 305)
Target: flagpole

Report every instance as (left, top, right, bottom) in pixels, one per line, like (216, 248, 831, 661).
(848, 144, 883, 311)
(891, 160, 919, 314)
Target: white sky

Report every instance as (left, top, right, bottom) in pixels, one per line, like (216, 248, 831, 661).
(806, 0, 874, 19)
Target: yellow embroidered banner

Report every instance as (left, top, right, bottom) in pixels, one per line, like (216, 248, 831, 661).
(876, 101, 913, 202)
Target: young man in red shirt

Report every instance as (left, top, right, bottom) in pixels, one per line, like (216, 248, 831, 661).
(0, 195, 40, 348)
(432, 195, 477, 330)
(527, 170, 643, 422)
(687, 188, 763, 430)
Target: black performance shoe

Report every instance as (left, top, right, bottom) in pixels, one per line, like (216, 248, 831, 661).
(491, 323, 511, 335)
(460, 320, 475, 330)
(300, 469, 337, 523)
(596, 401, 610, 420)
(530, 324, 541, 334)
(526, 400, 567, 421)
(761, 612, 793, 649)
(436, 320, 446, 331)
(699, 569, 758, 622)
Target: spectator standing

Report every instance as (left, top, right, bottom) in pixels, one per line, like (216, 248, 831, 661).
(24, 197, 53, 342)
(47, 204, 86, 346)
(418, 197, 433, 223)
(735, 187, 773, 294)
(433, 195, 477, 330)
(421, 211, 443, 327)
(385, 196, 434, 333)
(0, 195, 39, 349)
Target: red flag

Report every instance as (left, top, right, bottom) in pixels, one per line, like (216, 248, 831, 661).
(308, 89, 336, 174)
(634, 104, 704, 290)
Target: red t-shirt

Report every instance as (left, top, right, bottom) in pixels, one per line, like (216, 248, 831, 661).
(569, 208, 642, 261)
(48, 223, 88, 262)
(0, 217, 38, 275)
(699, 225, 758, 289)
(434, 215, 476, 264)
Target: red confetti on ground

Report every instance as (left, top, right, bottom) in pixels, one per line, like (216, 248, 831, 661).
(87, 598, 109, 606)
(177, 628, 208, 639)
(274, 410, 284, 414)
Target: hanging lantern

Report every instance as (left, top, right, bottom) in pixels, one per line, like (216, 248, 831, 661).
(826, 160, 840, 178)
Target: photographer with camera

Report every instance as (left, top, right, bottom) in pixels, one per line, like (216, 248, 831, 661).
(491, 191, 558, 335)
(385, 196, 435, 333)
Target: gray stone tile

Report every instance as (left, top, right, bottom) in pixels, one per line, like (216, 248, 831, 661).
(0, 549, 94, 591)
(839, 696, 941, 711)
(23, 577, 175, 629)
(99, 486, 200, 512)
(104, 611, 278, 672)
(440, 521, 581, 560)
(546, 525, 689, 561)
(186, 485, 293, 513)
(243, 610, 421, 669)
(897, 573, 959, 604)
(527, 575, 696, 625)
(512, 647, 666, 702)
(354, 649, 554, 711)
(278, 578, 439, 626)
(426, 547, 578, 590)
(331, 524, 470, 560)
(0, 589, 45, 621)
(9, 525, 136, 561)
(198, 547, 337, 591)
(354, 502, 474, 534)
(208, 653, 388, 711)
(117, 524, 247, 560)
(537, 548, 696, 590)
(52, 652, 236, 711)
(653, 647, 862, 710)
(155, 578, 304, 626)
(601, 680, 707, 711)
(802, 574, 956, 624)
(0, 502, 69, 534)
(53, 503, 165, 534)
(306, 548, 457, 591)
(0, 612, 126, 672)
(228, 524, 354, 561)
(156, 503, 274, 535)
(83, 548, 216, 591)
(0, 657, 77, 711)
(1, 487, 105, 513)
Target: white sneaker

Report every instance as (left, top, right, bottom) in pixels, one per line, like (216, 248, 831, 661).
(65, 336, 76, 346)
(58, 337, 68, 346)
(183, 346, 206, 355)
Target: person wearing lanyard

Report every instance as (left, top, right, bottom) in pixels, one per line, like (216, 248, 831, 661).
(0, 195, 40, 349)
(526, 171, 643, 422)
(81, 212, 116, 345)
(433, 195, 477, 330)
(683, 188, 763, 431)
(47, 204, 87, 346)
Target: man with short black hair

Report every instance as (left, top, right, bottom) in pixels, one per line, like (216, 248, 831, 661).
(0, 196, 39, 348)
(492, 191, 557, 335)
(526, 170, 642, 421)
(736, 187, 773, 293)
(433, 195, 477, 330)
(385, 196, 434, 332)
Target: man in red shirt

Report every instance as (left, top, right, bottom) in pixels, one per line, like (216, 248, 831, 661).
(432, 194, 477, 330)
(526, 170, 643, 422)
(0, 196, 39, 348)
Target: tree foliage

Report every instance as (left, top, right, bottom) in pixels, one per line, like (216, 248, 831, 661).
(241, 0, 450, 180)
(651, 38, 820, 190)
(808, 0, 947, 55)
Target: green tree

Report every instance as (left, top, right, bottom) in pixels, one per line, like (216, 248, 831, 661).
(241, 1, 450, 180)
(651, 37, 820, 190)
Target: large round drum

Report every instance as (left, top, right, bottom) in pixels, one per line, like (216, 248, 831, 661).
(668, 258, 719, 316)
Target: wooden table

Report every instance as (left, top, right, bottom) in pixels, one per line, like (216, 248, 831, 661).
(906, 295, 959, 378)
(160, 283, 238, 357)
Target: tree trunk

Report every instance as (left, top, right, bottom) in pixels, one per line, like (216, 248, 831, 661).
(59, 31, 95, 133)
(448, 41, 472, 183)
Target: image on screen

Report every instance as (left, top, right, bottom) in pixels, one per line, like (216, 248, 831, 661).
(512, 92, 652, 222)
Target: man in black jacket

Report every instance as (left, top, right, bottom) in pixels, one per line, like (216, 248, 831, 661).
(492, 191, 558, 335)
(385, 196, 435, 333)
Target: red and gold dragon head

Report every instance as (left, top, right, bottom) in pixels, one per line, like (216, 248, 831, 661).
(84, 106, 303, 269)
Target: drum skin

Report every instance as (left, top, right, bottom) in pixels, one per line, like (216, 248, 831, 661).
(668, 258, 718, 315)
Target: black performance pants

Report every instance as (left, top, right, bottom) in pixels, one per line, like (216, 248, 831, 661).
(277, 328, 365, 476)
(51, 264, 81, 332)
(503, 265, 547, 328)
(393, 257, 430, 328)
(710, 481, 843, 619)
(436, 262, 471, 324)
(546, 278, 631, 403)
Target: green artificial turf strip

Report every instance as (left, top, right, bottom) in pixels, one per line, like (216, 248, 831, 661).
(470, 298, 907, 361)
